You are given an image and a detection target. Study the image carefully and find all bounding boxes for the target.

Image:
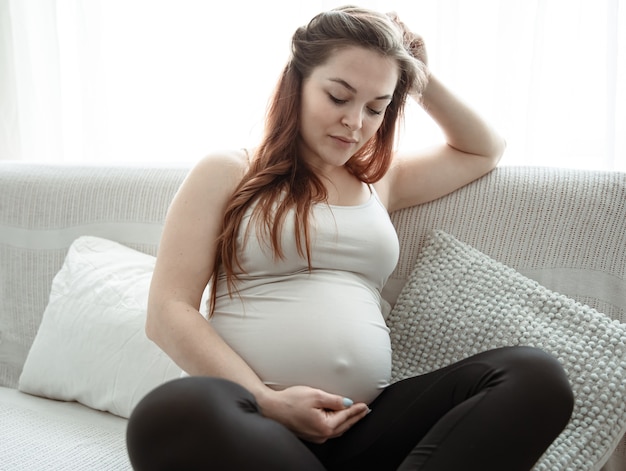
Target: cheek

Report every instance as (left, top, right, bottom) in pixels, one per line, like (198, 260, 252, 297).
(299, 104, 326, 146)
(364, 117, 385, 140)
(301, 100, 335, 134)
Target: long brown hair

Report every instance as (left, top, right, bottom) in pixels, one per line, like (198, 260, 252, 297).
(208, 6, 428, 315)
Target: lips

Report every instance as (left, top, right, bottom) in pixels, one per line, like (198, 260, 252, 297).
(331, 135, 358, 144)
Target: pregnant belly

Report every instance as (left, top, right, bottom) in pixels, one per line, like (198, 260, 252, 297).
(211, 271, 392, 404)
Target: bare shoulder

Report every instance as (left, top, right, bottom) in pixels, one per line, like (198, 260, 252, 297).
(201, 148, 251, 169)
(180, 148, 251, 199)
(161, 148, 252, 231)
(192, 148, 250, 182)
(157, 149, 251, 268)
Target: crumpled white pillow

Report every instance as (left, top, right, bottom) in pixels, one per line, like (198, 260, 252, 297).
(19, 236, 181, 418)
(387, 230, 626, 471)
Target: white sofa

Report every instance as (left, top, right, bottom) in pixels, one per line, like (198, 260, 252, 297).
(0, 161, 625, 470)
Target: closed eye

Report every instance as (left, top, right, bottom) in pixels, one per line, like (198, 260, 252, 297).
(329, 94, 384, 116)
(329, 94, 347, 105)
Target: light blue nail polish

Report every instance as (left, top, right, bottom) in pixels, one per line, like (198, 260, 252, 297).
(342, 397, 354, 407)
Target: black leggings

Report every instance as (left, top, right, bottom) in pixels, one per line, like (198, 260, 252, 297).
(126, 346, 573, 471)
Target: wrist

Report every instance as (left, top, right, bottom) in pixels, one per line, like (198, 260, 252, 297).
(409, 67, 433, 105)
(255, 386, 282, 418)
(412, 71, 436, 104)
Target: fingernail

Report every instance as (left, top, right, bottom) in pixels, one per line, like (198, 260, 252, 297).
(366, 407, 372, 414)
(342, 397, 354, 407)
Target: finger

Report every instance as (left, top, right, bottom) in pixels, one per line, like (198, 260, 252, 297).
(326, 406, 372, 438)
(302, 404, 370, 443)
(322, 403, 369, 429)
(314, 391, 355, 411)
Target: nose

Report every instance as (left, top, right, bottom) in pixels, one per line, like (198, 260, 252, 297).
(341, 107, 363, 131)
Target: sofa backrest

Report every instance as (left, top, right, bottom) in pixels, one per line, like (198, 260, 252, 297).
(1, 162, 625, 390)
(0, 163, 188, 388)
(385, 166, 626, 326)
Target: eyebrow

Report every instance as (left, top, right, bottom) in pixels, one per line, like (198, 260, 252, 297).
(329, 78, 392, 101)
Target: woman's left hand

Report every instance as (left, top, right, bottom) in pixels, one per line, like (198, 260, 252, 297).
(387, 12, 428, 66)
(257, 385, 370, 444)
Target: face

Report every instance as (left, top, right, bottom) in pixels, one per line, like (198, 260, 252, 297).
(298, 46, 399, 175)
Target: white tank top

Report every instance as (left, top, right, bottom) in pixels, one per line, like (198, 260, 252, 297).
(210, 187, 399, 404)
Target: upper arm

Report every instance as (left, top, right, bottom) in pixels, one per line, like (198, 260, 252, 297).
(148, 150, 247, 315)
(376, 142, 504, 212)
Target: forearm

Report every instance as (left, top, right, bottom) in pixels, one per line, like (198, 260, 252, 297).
(146, 300, 271, 401)
(416, 74, 505, 159)
(145, 301, 367, 439)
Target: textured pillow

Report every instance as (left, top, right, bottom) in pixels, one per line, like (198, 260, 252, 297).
(18, 236, 182, 418)
(387, 230, 626, 471)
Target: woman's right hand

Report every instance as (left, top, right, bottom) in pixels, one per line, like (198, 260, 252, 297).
(257, 385, 371, 444)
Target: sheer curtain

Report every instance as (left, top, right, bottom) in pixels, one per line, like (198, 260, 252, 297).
(1, 0, 624, 170)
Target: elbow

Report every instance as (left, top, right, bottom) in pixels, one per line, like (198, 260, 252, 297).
(145, 320, 158, 345)
(491, 135, 507, 165)
(145, 302, 163, 344)
(145, 316, 157, 343)
(482, 136, 507, 172)
(495, 136, 507, 161)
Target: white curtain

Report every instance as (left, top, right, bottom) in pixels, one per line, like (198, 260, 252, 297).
(1, 0, 624, 170)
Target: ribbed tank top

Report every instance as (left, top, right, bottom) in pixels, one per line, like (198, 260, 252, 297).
(210, 187, 399, 404)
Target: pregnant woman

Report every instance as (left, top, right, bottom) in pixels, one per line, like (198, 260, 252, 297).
(126, 6, 573, 470)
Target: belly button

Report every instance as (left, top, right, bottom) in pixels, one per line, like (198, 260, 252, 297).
(335, 358, 351, 372)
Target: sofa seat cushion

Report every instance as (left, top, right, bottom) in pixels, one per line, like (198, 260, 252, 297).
(388, 230, 626, 471)
(0, 387, 130, 470)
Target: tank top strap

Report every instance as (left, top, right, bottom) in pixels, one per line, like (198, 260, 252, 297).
(368, 184, 388, 211)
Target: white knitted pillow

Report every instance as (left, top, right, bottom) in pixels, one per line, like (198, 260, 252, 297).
(387, 230, 626, 471)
